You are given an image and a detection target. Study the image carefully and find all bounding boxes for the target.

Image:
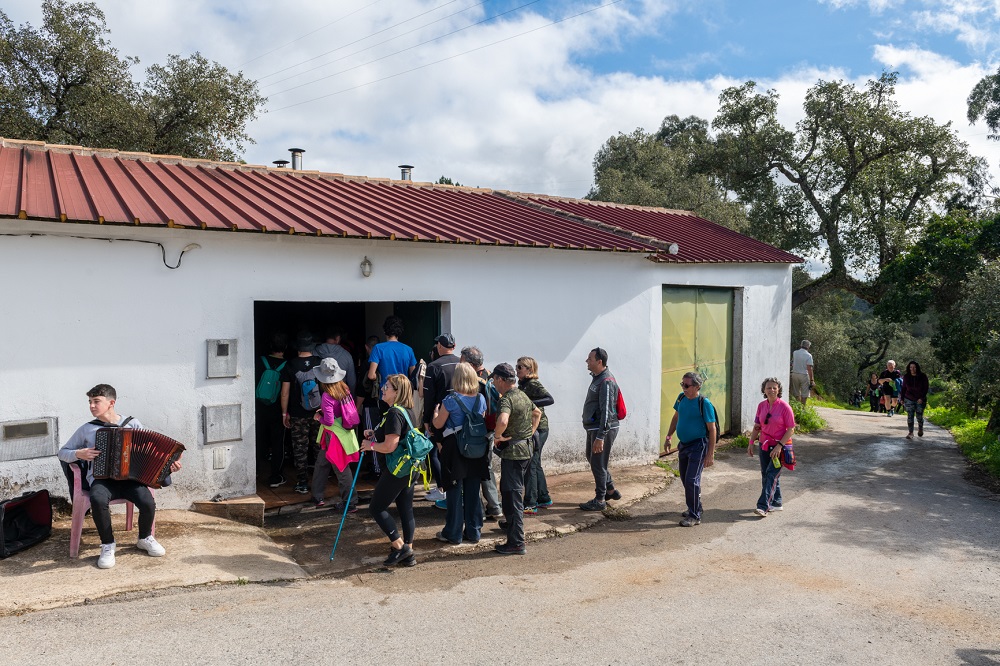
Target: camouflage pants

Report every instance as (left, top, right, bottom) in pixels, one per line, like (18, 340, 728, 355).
(289, 416, 320, 483)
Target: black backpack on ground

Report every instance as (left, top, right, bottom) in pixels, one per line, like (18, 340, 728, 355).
(0, 489, 52, 559)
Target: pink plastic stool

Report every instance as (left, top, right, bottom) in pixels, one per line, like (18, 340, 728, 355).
(68, 464, 154, 558)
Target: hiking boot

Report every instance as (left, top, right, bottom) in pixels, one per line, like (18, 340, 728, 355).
(523, 506, 538, 515)
(679, 516, 701, 527)
(485, 511, 503, 521)
(918, 425, 924, 437)
(332, 501, 357, 513)
(605, 488, 622, 501)
(537, 498, 553, 507)
(754, 508, 768, 517)
(383, 544, 414, 566)
(136, 536, 165, 557)
(682, 510, 692, 518)
(579, 498, 606, 512)
(97, 542, 116, 569)
(267, 475, 286, 488)
(399, 554, 417, 567)
(494, 542, 526, 555)
(307, 498, 327, 510)
(293, 481, 309, 494)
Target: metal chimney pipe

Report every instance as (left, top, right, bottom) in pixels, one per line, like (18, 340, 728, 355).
(289, 148, 305, 170)
(398, 164, 414, 181)
(273, 159, 290, 168)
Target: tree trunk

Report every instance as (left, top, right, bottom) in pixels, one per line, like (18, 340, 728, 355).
(988, 402, 1000, 435)
(792, 271, 883, 309)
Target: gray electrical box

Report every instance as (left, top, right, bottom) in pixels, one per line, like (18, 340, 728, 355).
(203, 404, 242, 444)
(207, 338, 238, 378)
(0, 417, 58, 461)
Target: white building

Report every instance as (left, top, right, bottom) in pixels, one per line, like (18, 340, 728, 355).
(0, 138, 801, 509)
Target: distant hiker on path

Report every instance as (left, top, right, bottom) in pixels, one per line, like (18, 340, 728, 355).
(901, 361, 929, 439)
(790, 340, 814, 405)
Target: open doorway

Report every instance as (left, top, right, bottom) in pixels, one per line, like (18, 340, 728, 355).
(252, 300, 442, 508)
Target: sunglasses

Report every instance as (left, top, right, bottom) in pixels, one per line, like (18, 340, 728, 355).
(516, 364, 526, 370)
(680, 383, 695, 389)
(764, 412, 772, 424)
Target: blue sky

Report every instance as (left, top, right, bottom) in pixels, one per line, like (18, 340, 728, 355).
(4, 0, 1000, 194)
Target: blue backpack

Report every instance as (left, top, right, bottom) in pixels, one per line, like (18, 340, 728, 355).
(449, 391, 488, 458)
(295, 368, 321, 411)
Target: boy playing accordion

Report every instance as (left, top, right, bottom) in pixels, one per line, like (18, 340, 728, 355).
(57, 384, 182, 569)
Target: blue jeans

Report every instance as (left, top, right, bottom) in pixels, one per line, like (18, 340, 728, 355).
(757, 446, 783, 512)
(678, 437, 707, 520)
(442, 476, 484, 543)
(523, 429, 550, 507)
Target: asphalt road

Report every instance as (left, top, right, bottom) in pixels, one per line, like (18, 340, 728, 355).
(3, 408, 998, 665)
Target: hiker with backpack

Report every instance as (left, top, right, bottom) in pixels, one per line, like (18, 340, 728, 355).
(579, 348, 625, 512)
(747, 377, 795, 517)
(461, 345, 503, 521)
(517, 357, 554, 514)
(663, 371, 718, 527)
(255, 333, 288, 488)
(311, 358, 360, 512)
(360, 374, 424, 567)
(280, 332, 324, 495)
(431, 362, 489, 544)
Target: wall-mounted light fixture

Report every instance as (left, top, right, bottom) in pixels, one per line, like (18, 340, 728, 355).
(360, 256, 373, 278)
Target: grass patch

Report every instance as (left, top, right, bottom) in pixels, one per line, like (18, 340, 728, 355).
(925, 405, 1000, 477)
(654, 459, 679, 476)
(792, 400, 827, 434)
(810, 397, 863, 411)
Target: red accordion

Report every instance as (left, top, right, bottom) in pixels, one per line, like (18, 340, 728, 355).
(93, 428, 185, 489)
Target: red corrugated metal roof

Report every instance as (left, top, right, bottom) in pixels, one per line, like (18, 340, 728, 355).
(0, 138, 801, 264)
(517, 195, 803, 264)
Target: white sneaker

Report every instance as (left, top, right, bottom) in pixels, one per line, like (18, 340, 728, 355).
(97, 542, 116, 569)
(136, 536, 166, 557)
(424, 488, 446, 502)
(753, 508, 768, 517)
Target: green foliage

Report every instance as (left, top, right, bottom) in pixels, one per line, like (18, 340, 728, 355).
(925, 405, 1000, 477)
(711, 72, 986, 308)
(436, 176, 462, 186)
(731, 433, 749, 450)
(588, 115, 749, 231)
(791, 400, 826, 434)
(792, 286, 941, 401)
(0, 0, 265, 161)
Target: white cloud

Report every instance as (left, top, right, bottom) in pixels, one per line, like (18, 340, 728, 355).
(3, 0, 1000, 198)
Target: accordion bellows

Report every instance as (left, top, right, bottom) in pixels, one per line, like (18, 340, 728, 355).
(93, 428, 185, 489)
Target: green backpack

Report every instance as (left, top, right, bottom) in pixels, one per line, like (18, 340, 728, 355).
(385, 407, 434, 481)
(255, 357, 286, 405)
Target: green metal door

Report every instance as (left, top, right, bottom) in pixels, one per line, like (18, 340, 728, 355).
(661, 287, 733, 440)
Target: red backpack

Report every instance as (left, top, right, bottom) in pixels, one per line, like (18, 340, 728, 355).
(605, 377, 627, 420)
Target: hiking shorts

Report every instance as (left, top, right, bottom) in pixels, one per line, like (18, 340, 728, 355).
(790, 373, 810, 399)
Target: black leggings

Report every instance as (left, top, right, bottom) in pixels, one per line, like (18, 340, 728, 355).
(89, 479, 155, 544)
(368, 472, 415, 544)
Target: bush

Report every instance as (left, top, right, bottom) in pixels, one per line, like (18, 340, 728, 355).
(731, 433, 749, 450)
(791, 400, 827, 434)
(925, 405, 1000, 477)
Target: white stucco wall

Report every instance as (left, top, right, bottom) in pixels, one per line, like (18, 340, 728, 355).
(0, 220, 793, 507)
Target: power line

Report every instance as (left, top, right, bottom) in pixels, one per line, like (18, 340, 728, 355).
(256, 0, 470, 83)
(239, 0, 386, 68)
(266, 0, 543, 98)
(268, 0, 621, 112)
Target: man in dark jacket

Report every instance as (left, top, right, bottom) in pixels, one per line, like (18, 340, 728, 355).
(579, 347, 621, 511)
(422, 333, 460, 502)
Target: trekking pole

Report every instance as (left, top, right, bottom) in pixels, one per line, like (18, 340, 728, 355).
(329, 450, 365, 562)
